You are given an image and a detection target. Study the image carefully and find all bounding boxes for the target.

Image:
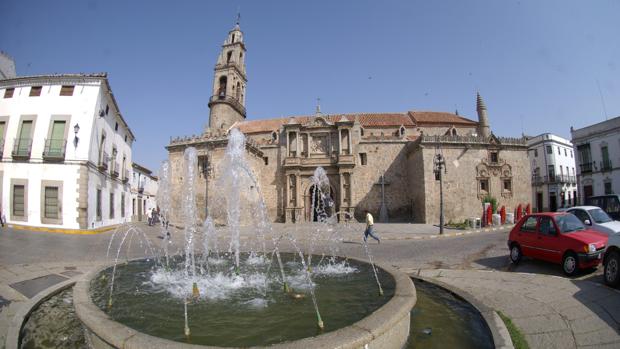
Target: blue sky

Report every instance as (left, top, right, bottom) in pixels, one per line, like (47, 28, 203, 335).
(1, 0, 618, 170)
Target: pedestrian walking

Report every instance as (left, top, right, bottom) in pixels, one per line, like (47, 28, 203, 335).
(146, 208, 152, 226)
(363, 210, 380, 244)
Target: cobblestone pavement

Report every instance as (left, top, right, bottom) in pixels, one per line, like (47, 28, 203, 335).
(0, 222, 619, 348)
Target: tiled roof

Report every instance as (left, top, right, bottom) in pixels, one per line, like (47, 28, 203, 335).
(408, 111, 478, 126)
(232, 113, 415, 134)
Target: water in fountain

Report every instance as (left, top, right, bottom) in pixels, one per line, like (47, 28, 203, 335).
(94, 128, 395, 346)
(157, 160, 172, 266)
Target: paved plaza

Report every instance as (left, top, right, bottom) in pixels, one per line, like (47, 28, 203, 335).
(0, 222, 619, 348)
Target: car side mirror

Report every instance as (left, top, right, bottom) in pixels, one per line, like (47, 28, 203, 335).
(584, 219, 591, 226)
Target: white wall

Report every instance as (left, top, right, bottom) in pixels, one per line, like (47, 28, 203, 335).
(0, 77, 134, 229)
(527, 133, 578, 211)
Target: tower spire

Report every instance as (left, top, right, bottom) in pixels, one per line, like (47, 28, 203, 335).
(236, 8, 241, 26)
(476, 92, 491, 138)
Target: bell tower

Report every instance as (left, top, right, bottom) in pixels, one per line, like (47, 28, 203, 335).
(208, 20, 247, 130)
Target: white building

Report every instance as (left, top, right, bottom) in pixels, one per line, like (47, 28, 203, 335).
(571, 116, 620, 202)
(527, 133, 577, 212)
(0, 73, 135, 230)
(130, 162, 158, 222)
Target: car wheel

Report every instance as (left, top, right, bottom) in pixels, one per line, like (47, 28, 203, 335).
(510, 244, 522, 264)
(604, 251, 620, 287)
(563, 252, 579, 276)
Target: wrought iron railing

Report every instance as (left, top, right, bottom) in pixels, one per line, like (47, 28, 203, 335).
(12, 138, 32, 159)
(98, 151, 109, 170)
(122, 169, 130, 183)
(420, 134, 527, 146)
(580, 162, 592, 173)
(112, 162, 120, 177)
(601, 159, 612, 172)
(42, 139, 67, 161)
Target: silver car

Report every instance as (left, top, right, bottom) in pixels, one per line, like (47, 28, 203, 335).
(567, 206, 620, 236)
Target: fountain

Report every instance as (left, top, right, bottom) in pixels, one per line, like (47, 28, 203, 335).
(73, 129, 416, 348)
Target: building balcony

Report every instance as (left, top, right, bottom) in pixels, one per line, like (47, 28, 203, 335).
(11, 138, 32, 160)
(580, 162, 592, 173)
(601, 159, 613, 172)
(111, 162, 120, 177)
(138, 186, 144, 194)
(533, 174, 577, 185)
(207, 94, 246, 117)
(98, 151, 109, 171)
(42, 139, 66, 161)
(122, 170, 130, 183)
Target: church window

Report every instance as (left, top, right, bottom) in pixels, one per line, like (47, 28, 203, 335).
(360, 128, 364, 136)
(105, 105, 109, 115)
(534, 149, 538, 157)
(236, 82, 241, 100)
(503, 179, 512, 192)
(360, 153, 367, 166)
(263, 157, 268, 166)
(399, 126, 406, 137)
(227, 51, 232, 63)
(480, 179, 489, 193)
(490, 151, 499, 163)
(218, 76, 227, 97)
(271, 131, 278, 142)
(239, 52, 243, 61)
(232, 34, 236, 43)
(451, 128, 457, 136)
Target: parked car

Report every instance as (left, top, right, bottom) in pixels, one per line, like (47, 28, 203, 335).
(508, 212, 608, 276)
(603, 233, 620, 287)
(567, 206, 620, 236)
(585, 195, 620, 220)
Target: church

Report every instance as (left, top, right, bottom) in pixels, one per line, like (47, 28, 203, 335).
(166, 23, 532, 225)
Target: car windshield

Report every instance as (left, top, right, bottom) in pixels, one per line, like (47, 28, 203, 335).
(556, 214, 586, 233)
(588, 208, 613, 223)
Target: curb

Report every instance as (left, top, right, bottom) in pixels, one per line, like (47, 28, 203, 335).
(385, 224, 514, 241)
(7, 224, 120, 235)
(411, 273, 515, 349)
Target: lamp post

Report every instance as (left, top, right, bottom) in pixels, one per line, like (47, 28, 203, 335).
(73, 123, 80, 147)
(434, 153, 447, 235)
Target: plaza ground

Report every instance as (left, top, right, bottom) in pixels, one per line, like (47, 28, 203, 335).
(0, 222, 619, 348)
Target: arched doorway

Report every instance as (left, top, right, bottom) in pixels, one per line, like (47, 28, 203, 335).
(306, 184, 336, 222)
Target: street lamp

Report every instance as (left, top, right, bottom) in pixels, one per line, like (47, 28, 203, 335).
(201, 157, 212, 217)
(434, 153, 447, 234)
(73, 123, 80, 147)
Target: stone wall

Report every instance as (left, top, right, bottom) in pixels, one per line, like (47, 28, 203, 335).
(414, 144, 531, 224)
(352, 141, 412, 222)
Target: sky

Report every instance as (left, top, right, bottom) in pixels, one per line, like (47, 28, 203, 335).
(1, 0, 619, 171)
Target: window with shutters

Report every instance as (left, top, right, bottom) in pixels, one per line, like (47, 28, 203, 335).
(96, 189, 102, 221)
(29, 86, 42, 97)
(59, 85, 74, 96)
(44, 187, 59, 218)
(13, 185, 25, 216)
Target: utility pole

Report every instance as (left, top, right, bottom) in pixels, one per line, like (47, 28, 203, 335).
(434, 153, 447, 235)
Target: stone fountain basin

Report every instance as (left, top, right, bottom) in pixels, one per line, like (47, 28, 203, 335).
(73, 256, 416, 349)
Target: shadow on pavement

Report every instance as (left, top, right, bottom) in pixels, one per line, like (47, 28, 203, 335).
(475, 255, 602, 279)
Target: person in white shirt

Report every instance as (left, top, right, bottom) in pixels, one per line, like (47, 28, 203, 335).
(364, 210, 380, 243)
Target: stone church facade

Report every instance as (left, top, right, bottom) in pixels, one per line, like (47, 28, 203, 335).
(167, 23, 532, 225)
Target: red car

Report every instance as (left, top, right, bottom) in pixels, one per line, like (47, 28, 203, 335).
(508, 212, 608, 276)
